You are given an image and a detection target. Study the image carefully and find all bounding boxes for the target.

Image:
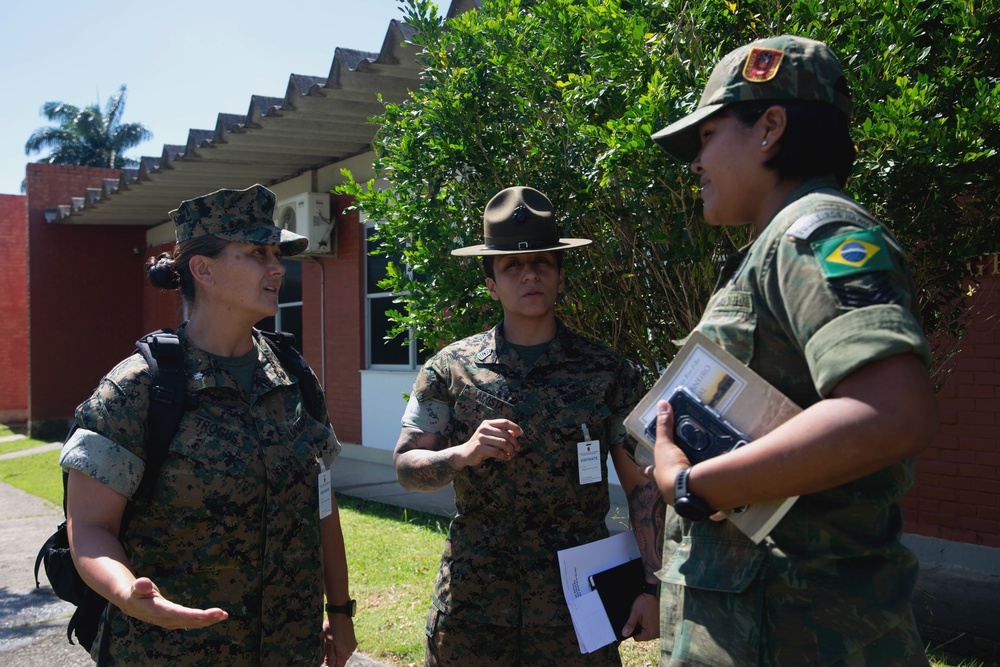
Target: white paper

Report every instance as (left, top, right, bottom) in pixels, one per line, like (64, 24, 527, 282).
(567, 591, 617, 652)
(558, 532, 641, 653)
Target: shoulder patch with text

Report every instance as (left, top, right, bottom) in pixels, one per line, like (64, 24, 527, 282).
(786, 209, 873, 240)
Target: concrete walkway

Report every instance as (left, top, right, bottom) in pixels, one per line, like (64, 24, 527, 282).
(0, 466, 94, 666)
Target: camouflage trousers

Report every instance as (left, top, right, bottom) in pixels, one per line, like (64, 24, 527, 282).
(824, 609, 930, 667)
(660, 605, 929, 666)
(425, 608, 622, 667)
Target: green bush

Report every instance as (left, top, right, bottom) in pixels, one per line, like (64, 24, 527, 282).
(342, 0, 1000, 385)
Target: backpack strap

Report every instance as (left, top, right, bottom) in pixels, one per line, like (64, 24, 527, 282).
(127, 328, 197, 510)
(259, 330, 325, 421)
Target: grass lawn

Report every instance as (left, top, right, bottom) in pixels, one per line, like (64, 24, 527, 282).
(0, 436, 56, 457)
(0, 449, 63, 506)
(336, 495, 446, 664)
(0, 431, 987, 667)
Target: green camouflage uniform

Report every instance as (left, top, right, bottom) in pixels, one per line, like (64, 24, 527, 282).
(657, 177, 932, 666)
(402, 319, 643, 664)
(60, 326, 339, 666)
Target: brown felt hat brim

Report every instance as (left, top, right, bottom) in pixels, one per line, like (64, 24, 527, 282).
(451, 238, 592, 257)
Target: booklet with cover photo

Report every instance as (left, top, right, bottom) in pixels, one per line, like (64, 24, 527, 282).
(624, 331, 802, 543)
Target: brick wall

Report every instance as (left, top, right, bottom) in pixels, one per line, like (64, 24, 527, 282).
(302, 194, 364, 444)
(903, 252, 1000, 548)
(0, 194, 28, 423)
(25, 164, 147, 439)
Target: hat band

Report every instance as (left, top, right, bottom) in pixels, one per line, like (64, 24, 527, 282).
(482, 238, 558, 252)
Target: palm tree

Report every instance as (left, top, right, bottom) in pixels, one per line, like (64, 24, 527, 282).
(24, 84, 151, 170)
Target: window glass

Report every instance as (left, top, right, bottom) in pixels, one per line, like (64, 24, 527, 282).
(366, 236, 395, 293)
(366, 225, 423, 369)
(280, 261, 302, 301)
(257, 259, 303, 347)
(369, 298, 410, 365)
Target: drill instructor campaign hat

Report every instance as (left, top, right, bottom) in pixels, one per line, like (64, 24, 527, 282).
(451, 186, 592, 256)
(652, 35, 853, 163)
(169, 183, 309, 257)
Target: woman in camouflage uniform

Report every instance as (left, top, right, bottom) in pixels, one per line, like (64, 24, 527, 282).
(645, 37, 938, 665)
(395, 186, 662, 666)
(60, 184, 357, 666)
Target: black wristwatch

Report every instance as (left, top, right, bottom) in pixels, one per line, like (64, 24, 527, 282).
(673, 467, 713, 522)
(642, 581, 660, 597)
(325, 599, 356, 617)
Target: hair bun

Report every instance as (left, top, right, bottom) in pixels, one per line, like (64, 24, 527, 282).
(146, 252, 180, 290)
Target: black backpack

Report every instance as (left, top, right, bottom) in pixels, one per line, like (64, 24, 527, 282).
(33, 328, 323, 657)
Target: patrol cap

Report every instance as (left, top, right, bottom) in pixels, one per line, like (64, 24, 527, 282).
(451, 186, 592, 256)
(169, 184, 309, 257)
(652, 35, 853, 163)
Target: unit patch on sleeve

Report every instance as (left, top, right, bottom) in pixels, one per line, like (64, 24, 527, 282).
(811, 225, 893, 279)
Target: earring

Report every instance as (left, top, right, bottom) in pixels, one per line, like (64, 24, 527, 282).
(761, 140, 768, 146)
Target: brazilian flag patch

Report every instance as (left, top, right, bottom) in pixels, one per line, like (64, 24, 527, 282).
(812, 226, 893, 279)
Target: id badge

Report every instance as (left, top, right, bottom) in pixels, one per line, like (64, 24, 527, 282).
(318, 461, 333, 519)
(577, 440, 602, 485)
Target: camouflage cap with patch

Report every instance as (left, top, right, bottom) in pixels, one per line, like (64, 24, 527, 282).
(652, 35, 853, 163)
(169, 184, 309, 256)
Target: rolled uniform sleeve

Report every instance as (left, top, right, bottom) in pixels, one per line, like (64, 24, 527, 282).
(767, 222, 931, 397)
(806, 304, 931, 396)
(59, 354, 153, 500)
(401, 356, 455, 440)
(401, 394, 452, 435)
(60, 428, 144, 498)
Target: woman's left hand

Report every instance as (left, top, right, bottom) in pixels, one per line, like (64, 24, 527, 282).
(322, 613, 357, 667)
(620, 589, 661, 642)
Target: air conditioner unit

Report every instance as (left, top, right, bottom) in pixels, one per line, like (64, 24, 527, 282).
(274, 192, 336, 255)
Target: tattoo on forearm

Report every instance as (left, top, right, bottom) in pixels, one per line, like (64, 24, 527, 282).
(394, 428, 456, 491)
(628, 479, 667, 578)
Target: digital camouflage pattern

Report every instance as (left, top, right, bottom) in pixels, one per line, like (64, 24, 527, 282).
(403, 319, 643, 635)
(61, 326, 339, 666)
(169, 183, 309, 257)
(658, 177, 931, 666)
(424, 609, 621, 666)
(653, 35, 853, 163)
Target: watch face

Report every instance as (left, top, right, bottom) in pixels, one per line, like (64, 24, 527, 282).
(674, 497, 711, 522)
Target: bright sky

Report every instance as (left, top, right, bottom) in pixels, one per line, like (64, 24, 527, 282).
(0, 0, 407, 195)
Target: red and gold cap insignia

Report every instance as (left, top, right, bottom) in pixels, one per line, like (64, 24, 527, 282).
(743, 47, 784, 82)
